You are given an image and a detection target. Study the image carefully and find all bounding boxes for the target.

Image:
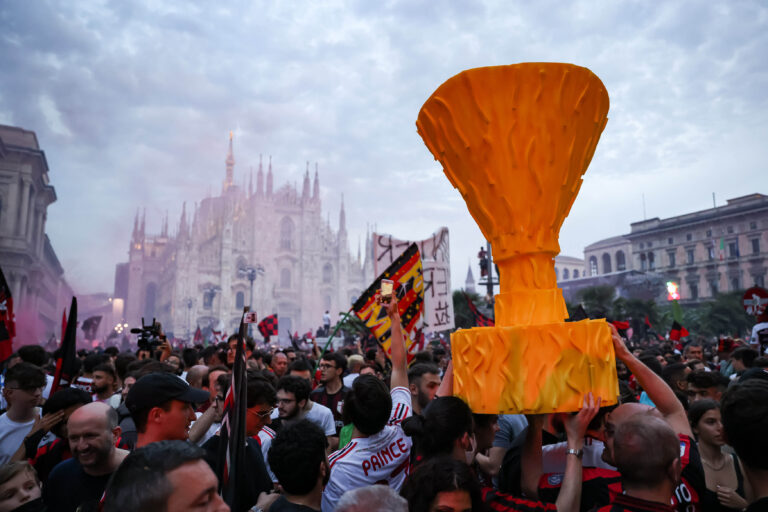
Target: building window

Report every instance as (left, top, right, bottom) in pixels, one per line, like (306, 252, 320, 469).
(708, 246, 715, 261)
(648, 252, 655, 270)
(686, 233, 692, 241)
(322, 263, 333, 284)
(589, 256, 598, 276)
(280, 217, 294, 250)
(640, 253, 647, 271)
(602, 253, 612, 274)
(563, 268, 569, 280)
(144, 283, 157, 320)
(573, 269, 579, 278)
(687, 249, 695, 265)
(710, 280, 719, 295)
(667, 251, 676, 267)
(706, 230, 712, 237)
(727, 225, 734, 234)
(731, 277, 739, 291)
(690, 283, 698, 300)
(280, 269, 291, 288)
(750, 221, 757, 230)
(639, 243, 644, 249)
(756, 275, 765, 288)
(668, 237, 674, 245)
(203, 290, 214, 309)
(616, 251, 626, 271)
(235, 291, 244, 309)
(728, 242, 739, 259)
(752, 238, 760, 255)
(647, 241, 653, 248)
(555, 267, 560, 280)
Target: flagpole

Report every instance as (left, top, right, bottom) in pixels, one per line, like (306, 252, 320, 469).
(315, 308, 354, 372)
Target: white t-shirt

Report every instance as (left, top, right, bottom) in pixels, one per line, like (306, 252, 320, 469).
(343, 373, 359, 388)
(270, 401, 336, 436)
(255, 426, 277, 482)
(0, 411, 38, 465)
(321, 386, 412, 512)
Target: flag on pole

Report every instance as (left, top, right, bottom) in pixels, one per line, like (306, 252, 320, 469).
(0, 267, 15, 363)
(217, 308, 248, 510)
(352, 243, 423, 362)
(193, 326, 202, 343)
(81, 316, 102, 341)
(257, 314, 278, 341)
(51, 297, 78, 394)
(669, 321, 690, 342)
(464, 292, 494, 327)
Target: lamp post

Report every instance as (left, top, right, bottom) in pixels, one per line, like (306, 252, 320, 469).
(238, 264, 265, 337)
(184, 298, 195, 341)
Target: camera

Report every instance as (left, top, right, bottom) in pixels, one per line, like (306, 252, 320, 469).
(130, 317, 164, 351)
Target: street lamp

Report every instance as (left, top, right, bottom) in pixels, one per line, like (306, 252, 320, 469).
(238, 264, 265, 336)
(184, 298, 196, 341)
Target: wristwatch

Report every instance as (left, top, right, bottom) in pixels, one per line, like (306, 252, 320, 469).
(566, 448, 583, 459)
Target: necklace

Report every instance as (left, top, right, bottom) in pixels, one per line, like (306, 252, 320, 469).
(702, 456, 727, 471)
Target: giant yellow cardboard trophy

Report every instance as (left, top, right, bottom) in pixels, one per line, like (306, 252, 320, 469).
(417, 63, 618, 413)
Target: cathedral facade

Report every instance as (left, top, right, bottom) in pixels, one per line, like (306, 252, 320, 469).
(113, 134, 372, 341)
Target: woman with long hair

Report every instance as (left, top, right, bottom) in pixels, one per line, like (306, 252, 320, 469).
(688, 399, 751, 511)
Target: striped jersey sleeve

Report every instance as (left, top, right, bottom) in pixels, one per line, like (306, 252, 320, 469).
(389, 386, 411, 426)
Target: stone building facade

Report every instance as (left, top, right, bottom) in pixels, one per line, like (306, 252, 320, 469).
(0, 124, 74, 339)
(554, 254, 585, 282)
(560, 193, 768, 303)
(114, 135, 372, 341)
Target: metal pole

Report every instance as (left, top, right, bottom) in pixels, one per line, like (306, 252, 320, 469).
(248, 273, 255, 338)
(315, 308, 354, 372)
(486, 241, 494, 305)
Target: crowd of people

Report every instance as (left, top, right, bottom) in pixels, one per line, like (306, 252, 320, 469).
(0, 294, 767, 512)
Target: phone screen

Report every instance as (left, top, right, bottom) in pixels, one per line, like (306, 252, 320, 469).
(381, 279, 394, 299)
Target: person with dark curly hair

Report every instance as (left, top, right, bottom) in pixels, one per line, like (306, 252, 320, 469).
(400, 456, 484, 512)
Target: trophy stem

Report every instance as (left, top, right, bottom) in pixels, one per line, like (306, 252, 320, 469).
(494, 253, 568, 327)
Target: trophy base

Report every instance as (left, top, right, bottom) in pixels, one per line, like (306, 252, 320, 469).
(451, 319, 618, 414)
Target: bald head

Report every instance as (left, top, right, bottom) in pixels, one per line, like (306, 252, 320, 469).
(185, 365, 209, 389)
(68, 401, 118, 431)
(614, 414, 680, 489)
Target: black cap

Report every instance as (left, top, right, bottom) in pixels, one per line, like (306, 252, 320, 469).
(125, 372, 210, 413)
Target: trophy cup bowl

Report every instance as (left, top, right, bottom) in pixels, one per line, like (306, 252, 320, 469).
(417, 63, 618, 413)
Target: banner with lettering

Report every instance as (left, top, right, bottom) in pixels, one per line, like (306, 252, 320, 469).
(353, 243, 423, 361)
(373, 227, 454, 331)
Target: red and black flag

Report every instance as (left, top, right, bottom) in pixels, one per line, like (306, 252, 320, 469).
(193, 326, 202, 343)
(0, 266, 15, 363)
(352, 243, 423, 361)
(218, 308, 248, 510)
(669, 321, 689, 342)
(464, 292, 494, 327)
(51, 297, 78, 394)
(257, 314, 278, 342)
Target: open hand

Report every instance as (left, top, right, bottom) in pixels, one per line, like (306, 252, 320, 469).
(564, 393, 601, 448)
(609, 324, 632, 362)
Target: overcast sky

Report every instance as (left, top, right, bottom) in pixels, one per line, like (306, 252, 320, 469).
(1, 0, 766, 294)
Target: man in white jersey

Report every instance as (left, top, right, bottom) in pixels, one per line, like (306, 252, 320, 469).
(321, 292, 410, 512)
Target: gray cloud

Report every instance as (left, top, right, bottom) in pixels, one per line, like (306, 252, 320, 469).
(0, 0, 765, 292)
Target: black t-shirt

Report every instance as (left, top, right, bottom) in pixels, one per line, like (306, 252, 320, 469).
(596, 493, 676, 512)
(43, 458, 112, 512)
(746, 497, 768, 512)
(202, 436, 273, 512)
(270, 496, 320, 511)
(310, 385, 348, 434)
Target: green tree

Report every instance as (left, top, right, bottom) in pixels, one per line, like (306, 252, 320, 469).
(577, 286, 616, 319)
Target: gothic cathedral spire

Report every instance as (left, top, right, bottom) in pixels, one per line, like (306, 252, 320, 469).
(257, 154, 264, 196)
(267, 155, 273, 196)
(302, 161, 310, 201)
(313, 163, 320, 201)
(223, 131, 235, 193)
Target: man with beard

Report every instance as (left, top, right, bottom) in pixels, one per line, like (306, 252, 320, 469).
(406, 363, 441, 415)
(91, 364, 119, 406)
(273, 376, 335, 442)
(43, 402, 129, 512)
(267, 420, 329, 511)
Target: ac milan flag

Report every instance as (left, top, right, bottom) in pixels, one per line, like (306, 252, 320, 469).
(464, 292, 494, 327)
(51, 297, 78, 394)
(0, 267, 15, 363)
(353, 243, 423, 363)
(257, 314, 278, 341)
(217, 309, 248, 510)
(669, 321, 690, 342)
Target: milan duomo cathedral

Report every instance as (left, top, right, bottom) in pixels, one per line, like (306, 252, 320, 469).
(113, 134, 373, 342)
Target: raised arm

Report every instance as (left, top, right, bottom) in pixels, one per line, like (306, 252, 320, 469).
(610, 324, 692, 437)
(378, 292, 407, 390)
(555, 394, 600, 512)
